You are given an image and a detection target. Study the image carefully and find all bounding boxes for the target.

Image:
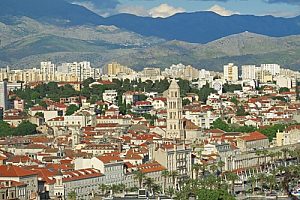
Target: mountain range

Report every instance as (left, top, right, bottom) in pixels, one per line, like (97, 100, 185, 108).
(0, 0, 300, 70)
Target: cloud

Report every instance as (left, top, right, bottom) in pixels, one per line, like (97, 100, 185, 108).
(149, 4, 185, 18)
(207, 4, 239, 16)
(117, 5, 149, 17)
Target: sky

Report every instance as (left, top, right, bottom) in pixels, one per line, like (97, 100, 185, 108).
(71, 0, 300, 18)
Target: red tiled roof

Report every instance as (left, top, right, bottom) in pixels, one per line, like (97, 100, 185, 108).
(137, 161, 166, 173)
(0, 165, 37, 177)
(239, 131, 268, 142)
(97, 155, 122, 164)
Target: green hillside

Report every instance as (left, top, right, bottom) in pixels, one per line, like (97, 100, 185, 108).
(0, 17, 299, 71)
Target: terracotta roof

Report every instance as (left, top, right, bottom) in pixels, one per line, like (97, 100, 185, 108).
(97, 155, 122, 164)
(239, 131, 268, 142)
(137, 161, 166, 174)
(0, 165, 37, 177)
(63, 168, 103, 182)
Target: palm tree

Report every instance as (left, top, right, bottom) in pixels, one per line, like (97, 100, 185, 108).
(275, 151, 282, 161)
(152, 183, 161, 195)
(217, 160, 225, 175)
(266, 174, 276, 193)
(209, 164, 218, 175)
(169, 170, 179, 189)
(248, 176, 257, 194)
(257, 173, 266, 192)
(268, 151, 276, 164)
(99, 184, 107, 196)
(292, 147, 300, 165)
(165, 186, 175, 197)
(161, 170, 169, 194)
(67, 191, 76, 200)
(134, 170, 146, 188)
(200, 162, 207, 177)
(281, 148, 289, 164)
(261, 150, 270, 170)
(226, 172, 239, 195)
(192, 163, 200, 180)
(144, 177, 155, 192)
(255, 150, 262, 166)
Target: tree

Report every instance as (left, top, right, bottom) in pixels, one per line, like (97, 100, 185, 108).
(161, 170, 169, 193)
(226, 172, 239, 195)
(266, 174, 276, 193)
(144, 177, 155, 193)
(67, 191, 76, 200)
(255, 150, 262, 166)
(15, 121, 37, 136)
(281, 148, 290, 163)
(257, 173, 267, 192)
(192, 163, 201, 180)
(134, 170, 146, 188)
(169, 170, 179, 189)
(66, 105, 80, 116)
(279, 87, 290, 93)
(236, 106, 249, 116)
(223, 83, 242, 93)
(217, 160, 225, 175)
(230, 97, 239, 105)
(82, 77, 95, 88)
(99, 184, 107, 196)
(182, 98, 191, 107)
(196, 189, 235, 200)
(197, 83, 216, 102)
(248, 176, 257, 194)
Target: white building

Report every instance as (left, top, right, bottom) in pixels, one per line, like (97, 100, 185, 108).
(0, 81, 8, 110)
(74, 156, 124, 185)
(103, 90, 118, 104)
(261, 64, 280, 76)
(276, 76, 293, 89)
(57, 61, 100, 81)
(41, 61, 56, 75)
(242, 65, 256, 80)
(224, 63, 238, 82)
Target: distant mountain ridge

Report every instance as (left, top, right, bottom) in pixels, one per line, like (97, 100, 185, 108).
(0, 0, 104, 25)
(0, 17, 299, 71)
(1, 0, 300, 43)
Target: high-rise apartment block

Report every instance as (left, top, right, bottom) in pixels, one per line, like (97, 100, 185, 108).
(0, 81, 8, 110)
(223, 63, 238, 82)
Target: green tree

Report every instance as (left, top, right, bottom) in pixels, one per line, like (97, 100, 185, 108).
(161, 170, 169, 194)
(134, 170, 146, 188)
(226, 172, 239, 195)
(66, 105, 80, 116)
(82, 77, 95, 88)
(169, 170, 179, 189)
(223, 83, 242, 93)
(182, 98, 191, 106)
(279, 87, 290, 93)
(15, 121, 37, 136)
(67, 191, 76, 200)
(236, 106, 249, 116)
(196, 189, 235, 200)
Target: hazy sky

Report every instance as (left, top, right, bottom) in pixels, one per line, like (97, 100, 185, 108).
(73, 0, 300, 18)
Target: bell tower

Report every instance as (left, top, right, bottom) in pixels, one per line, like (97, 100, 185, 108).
(165, 79, 185, 140)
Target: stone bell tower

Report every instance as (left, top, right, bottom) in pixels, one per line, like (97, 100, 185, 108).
(165, 79, 185, 140)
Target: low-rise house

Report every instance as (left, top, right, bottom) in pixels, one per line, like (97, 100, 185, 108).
(276, 125, 300, 146)
(236, 131, 269, 151)
(0, 165, 38, 200)
(0, 180, 28, 200)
